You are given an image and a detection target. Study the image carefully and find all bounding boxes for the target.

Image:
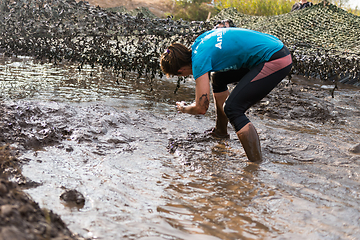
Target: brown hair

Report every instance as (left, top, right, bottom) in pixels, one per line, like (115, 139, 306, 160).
(160, 43, 192, 77)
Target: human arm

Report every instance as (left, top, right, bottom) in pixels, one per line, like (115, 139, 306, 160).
(176, 73, 210, 115)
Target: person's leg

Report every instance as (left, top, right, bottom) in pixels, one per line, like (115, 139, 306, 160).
(210, 69, 249, 138)
(224, 47, 293, 161)
(212, 90, 230, 138)
(236, 122, 262, 162)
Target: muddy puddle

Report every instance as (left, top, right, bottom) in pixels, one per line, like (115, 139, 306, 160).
(1, 55, 360, 239)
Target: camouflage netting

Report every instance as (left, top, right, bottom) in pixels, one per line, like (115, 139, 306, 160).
(0, 0, 210, 85)
(107, 6, 158, 19)
(213, 3, 360, 85)
(0, 0, 359, 87)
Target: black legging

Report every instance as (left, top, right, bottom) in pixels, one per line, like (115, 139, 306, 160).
(212, 46, 293, 132)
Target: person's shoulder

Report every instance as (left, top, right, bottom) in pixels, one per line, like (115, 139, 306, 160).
(224, 27, 250, 34)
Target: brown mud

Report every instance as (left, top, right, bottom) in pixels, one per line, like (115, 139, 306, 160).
(0, 147, 87, 240)
(1, 72, 359, 239)
(1, 1, 360, 239)
(169, 77, 360, 164)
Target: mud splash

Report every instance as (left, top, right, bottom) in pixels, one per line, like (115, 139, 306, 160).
(1, 55, 360, 239)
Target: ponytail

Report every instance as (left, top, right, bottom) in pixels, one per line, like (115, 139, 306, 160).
(160, 43, 192, 77)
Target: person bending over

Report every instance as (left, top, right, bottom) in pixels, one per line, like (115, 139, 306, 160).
(160, 28, 292, 162)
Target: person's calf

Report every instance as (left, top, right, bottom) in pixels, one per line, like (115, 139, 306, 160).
(236, 122, 262, 162)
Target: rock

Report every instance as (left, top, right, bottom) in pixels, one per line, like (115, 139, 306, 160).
(60, 189, 85, 208)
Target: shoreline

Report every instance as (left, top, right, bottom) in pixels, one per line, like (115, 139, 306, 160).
(0, 145, 86, 240)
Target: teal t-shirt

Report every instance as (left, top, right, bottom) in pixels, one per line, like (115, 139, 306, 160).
(191, 28, 284, 79)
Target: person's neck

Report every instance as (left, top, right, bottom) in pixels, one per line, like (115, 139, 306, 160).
(301, 0, 308, 3)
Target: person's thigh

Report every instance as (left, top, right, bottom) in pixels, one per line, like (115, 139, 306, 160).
(211, 68, 250, 93)
(224, 62, 292, 131)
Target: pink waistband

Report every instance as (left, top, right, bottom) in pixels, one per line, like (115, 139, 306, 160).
(251, 54, 292, 82)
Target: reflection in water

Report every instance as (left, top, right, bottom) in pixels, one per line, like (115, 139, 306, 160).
(1, 56, 360, 239)
(160, 164, 272, 240)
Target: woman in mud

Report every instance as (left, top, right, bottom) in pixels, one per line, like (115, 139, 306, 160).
(160, 27, 292, 162)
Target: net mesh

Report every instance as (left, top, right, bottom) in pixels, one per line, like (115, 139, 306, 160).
(212, 3, 360, 85)
(0, 0, 359, 86)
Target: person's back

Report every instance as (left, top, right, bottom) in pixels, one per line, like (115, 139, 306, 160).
(291, 0, 313, 11)
(191, 28, 284, 79)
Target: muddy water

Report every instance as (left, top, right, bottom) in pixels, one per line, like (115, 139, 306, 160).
(1, 56, 360, 240)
